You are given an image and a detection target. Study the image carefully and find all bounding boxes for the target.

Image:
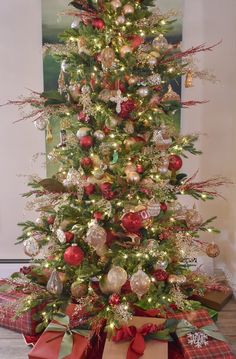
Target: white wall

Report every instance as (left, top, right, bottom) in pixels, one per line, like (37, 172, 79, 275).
(0, 0, 45, 268)
(181, 0, 236, 291)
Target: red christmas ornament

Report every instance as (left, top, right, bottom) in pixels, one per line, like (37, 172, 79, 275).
(47, 216, 55, 225)
(103, 126, 110, 135)
(136, 164, 144, 174)
(119, 99, 135, 119)
(100, 182, 116, 200)
(77, 111, 88, 122)
(84, 183, 96, 196)
(80, 135, 93, 149)
(64, 231, 74, 243)
(109, 293, 121, 306)
(81, 157, 93, 167)
(128, 35, 144, 49)
(168, 155, 183, 171)
(121, 212, 143, 233)
(64, 244, 84, 266)
(100, 182, 112, 193)
(160, 202, 168, 212)
(153, 269, 169, 281)
(94, 211, 103, 221)
(92, 18, 105, 30)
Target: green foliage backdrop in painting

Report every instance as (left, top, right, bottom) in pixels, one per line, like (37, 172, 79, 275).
(42, 0, 183, 176)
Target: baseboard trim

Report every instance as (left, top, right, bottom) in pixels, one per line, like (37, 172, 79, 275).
(0, 259, 30, 264)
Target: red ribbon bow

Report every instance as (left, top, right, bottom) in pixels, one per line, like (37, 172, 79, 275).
(112, 323, 160, 359)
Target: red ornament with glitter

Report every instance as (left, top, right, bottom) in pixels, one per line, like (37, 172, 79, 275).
(153, 269, 169, 281)
(84, 183, 96, 196)
(64, 232, 74, 243)
(109, 293, 121, 306)
(92, 18, 105, 30)
(118, 99, 135, 119)
(64, 244, 84, 266)
(80, 157, 93, 167)
(168, 154, 183, 171)
(121, 212, 143, 233)
(80, 135, 93, 149)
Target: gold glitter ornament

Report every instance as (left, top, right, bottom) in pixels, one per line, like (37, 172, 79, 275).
(152, 34, 168, 51)
(185, 209, 203, 228)
(71, 282, 88, 298)
(130, 269, 151, 299)
(126, 171, 140, 183)
(206, 243, 220, 258)
(162, 85, 180, 102)
(100, 47, 116, 68)
(185, 70, 194, 88)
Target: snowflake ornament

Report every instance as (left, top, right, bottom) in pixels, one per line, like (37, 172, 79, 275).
(187, 332, 208, 348)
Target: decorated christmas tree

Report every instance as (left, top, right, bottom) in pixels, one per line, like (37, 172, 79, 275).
(3, 0, 227, 336)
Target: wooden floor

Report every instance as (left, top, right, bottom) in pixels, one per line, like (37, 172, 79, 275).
(0, 299, 236, 358)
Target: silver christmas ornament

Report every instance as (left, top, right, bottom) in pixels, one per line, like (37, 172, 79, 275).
(107, 266, 127, 288)
(85, 222, 107, 249)
(56, 229, 66, 244)
(130, 269, 151, 299)
(24, 237, 40, 257)
(81, 85, 91, 94)
(71, 18, 81, 29)
(147, 73, 161, 86)
(46, 269, 63, 295)
(76, 127, 90, 139)
(61, 60, 69, 72)
(116, 15, 125, 24)
(34, 118, 48, 131)
(137, 87, 149, 97)
(94, 130, 105, 141)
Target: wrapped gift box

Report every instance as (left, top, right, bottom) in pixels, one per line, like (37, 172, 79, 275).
(102, 316, 168, 359)
(169, 309, 235, 359)
(191, 289, 233, 311)
(0, 281, 43, 335)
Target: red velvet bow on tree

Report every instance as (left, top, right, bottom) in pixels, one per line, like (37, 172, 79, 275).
(112, 323, 164, 359)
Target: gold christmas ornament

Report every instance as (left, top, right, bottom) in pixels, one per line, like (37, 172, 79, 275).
(147, 56, 157, 68)
(185, 70, 194, 88)
(185, 209, 203, 228)
(58, 272, 68, 284)
(162, 85, 180, 102)
(127, 76, 139, 86)
(120, 45, 132, 58)
(92, 168, 104, 180)
(123, 4, 134, 14)
(100, 47, 116, 68)
(127, 171, 140, 183)
(71, 282, 88, 298)
(124, 121, 135, 134)
(206, 243, 220, 258)
(130, 269, 151, 299)
(46, 269, 63, 295)
(125, 162, 136, 175)
(111, 0, 121, 9)
(152, 34, 168, 51)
